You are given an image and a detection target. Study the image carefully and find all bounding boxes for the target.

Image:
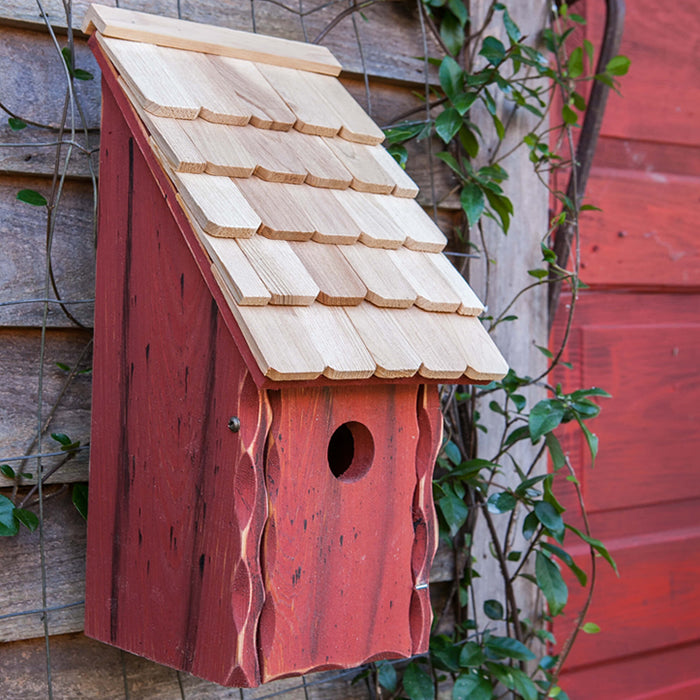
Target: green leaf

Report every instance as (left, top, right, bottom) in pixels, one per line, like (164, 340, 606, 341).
(502, 8, 522, 42)
(453, 673, 491, 700)
(582, 622, 601, 634)
(536, 551, 568, 616)
(583, 39, 595, 68)
(431, 634, 461, 672)
(567, 47, 584, 78)
(436, 107, 463, 144)
(438, 489, 468, 537)
(8, 117, 27, 130)
(72, 483, 88, 520)
(479, 36, 506, 65)
(483, 599, 504, 620)
(440, 12, 464, 56)
(458, 125, 479, 158)
(51, 432, 72, 446)
(459, 642, 485, 668)
(14, 507, 39, 532)
(577, 418, 599, 466)
(376, 660, 397, 692)
(73, 68, 94, 81)
(565, 524, 618, 574)
(403, 661, 434, 700)
(562, 104, 578, 126)
(1, 464, 16, 479)
(528, 268, 548, 279)
(510, 668, 539, 700)
(504, 426, 530, 447)
(545, 433, 566, 470)
(534, 501, 565, 541)
(541, 542, 587, 586)
(461, 182, 485, 228)
(447, 0, 469, 27)
(442, 439, 462, 465)
(491, 112, 505, 141)
(384, 122, 424, 144)
(387, 144, 408, 168)
(485, 635, 535, 661)
(606, 55, 630, 76)
(522, 511, 539, 540)
(0, 494, 19, 536)
(529, 399, 566, 442)
(487, 491, 517, 514)
(439, 56, 464, 103)
(17, 189, 47, 207)
(453, 92, 478, 116)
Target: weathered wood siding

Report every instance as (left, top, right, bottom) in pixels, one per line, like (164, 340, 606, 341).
(555, 2, 700, 698)
(0, 1, 546, 696)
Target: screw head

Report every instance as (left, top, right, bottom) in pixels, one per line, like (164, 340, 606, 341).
(228, 416, 241, 433)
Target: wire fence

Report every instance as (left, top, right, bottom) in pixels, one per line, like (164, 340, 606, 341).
(0, 0, 445, 697)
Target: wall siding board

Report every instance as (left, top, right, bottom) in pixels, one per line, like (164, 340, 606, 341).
(0, 0, 441, 84)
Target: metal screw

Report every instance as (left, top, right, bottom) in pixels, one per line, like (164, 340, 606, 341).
(228, 416, 241, 433)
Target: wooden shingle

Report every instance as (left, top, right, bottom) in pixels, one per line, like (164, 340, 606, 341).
(84, 3, 507, 384)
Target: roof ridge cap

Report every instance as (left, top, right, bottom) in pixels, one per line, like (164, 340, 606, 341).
(81, 3, 343, 76)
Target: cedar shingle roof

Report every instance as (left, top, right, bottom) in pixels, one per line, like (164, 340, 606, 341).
(83, 4, 508, 383)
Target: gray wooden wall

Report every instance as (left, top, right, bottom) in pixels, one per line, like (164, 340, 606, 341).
(0, 1, 546, 697)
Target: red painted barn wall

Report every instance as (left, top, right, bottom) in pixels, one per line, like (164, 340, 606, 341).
(554, 2, 700, 698)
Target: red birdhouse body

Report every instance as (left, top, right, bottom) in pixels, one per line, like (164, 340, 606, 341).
(83, 4, 506, 687)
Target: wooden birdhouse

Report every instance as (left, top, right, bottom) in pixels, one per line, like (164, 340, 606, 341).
(83, 4, 508, 687)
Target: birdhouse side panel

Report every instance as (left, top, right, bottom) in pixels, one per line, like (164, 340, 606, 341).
(259, 384, 439, 681)
(86, 84, 269, 687)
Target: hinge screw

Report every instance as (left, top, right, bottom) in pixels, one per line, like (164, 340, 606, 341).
(228, 416, 241, 433)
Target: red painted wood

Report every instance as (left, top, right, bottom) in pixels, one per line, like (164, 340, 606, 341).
(86, 84, 269, 686)
(560, 525, 700, 668)
(561, 640, 700, 700)
(259, 384, 440, 681)
(579, 169, 700, 289)
(88, 49, 443, 686)
(588, 1, 700, 147)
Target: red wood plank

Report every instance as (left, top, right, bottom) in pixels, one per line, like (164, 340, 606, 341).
(560, 640, 700, 700)
(86, 85, 269, 686)
(259, 383, 440, 681)
(587, 1, 700, 146)
(580, 169, 700, 289)
(559, 527, 700, 670)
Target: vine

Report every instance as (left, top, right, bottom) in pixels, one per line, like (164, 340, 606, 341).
(0, 1, 629, 699)
(370, 2, 628, 699)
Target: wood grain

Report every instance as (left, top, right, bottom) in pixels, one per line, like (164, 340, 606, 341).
(83, 3, 342, 75)
(97, 35, 201, 118)
(234, 178, 316, 240)
(0, 329, 92, 488)
(230, 304, 325, 381)
(173, 172, 261, 237)
(234, 125, 308, 184)
(208, 54, 296, 130)
(294, 303, 376, 380)
(289, 241, 367, 306)
(260, 384, 422, 679)
(300, 70, 385, 145)
(236, 235, 320, 305)
(331, 188, 406, 249)
(340, 244, 416, 309)
(0, 175, 95, 328)
(0, 488, 86, 642)
(255, 62, 342, 138)
(179, 119, 257, 176)
(376, 195, 447, 253)
(324, 137, 395, 195)
(1, 0, 442, 84)
(386, 247, 462, 312)
(88, 94, 270, 684)
(344, 303, 421, 379)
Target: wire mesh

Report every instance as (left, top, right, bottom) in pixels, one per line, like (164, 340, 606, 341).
(0, 0, 443, 696)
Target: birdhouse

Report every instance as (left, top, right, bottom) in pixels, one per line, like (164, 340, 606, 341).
(82, 4, 507, 687)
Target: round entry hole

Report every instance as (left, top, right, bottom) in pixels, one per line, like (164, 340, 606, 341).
(327, 422, 374, 482)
